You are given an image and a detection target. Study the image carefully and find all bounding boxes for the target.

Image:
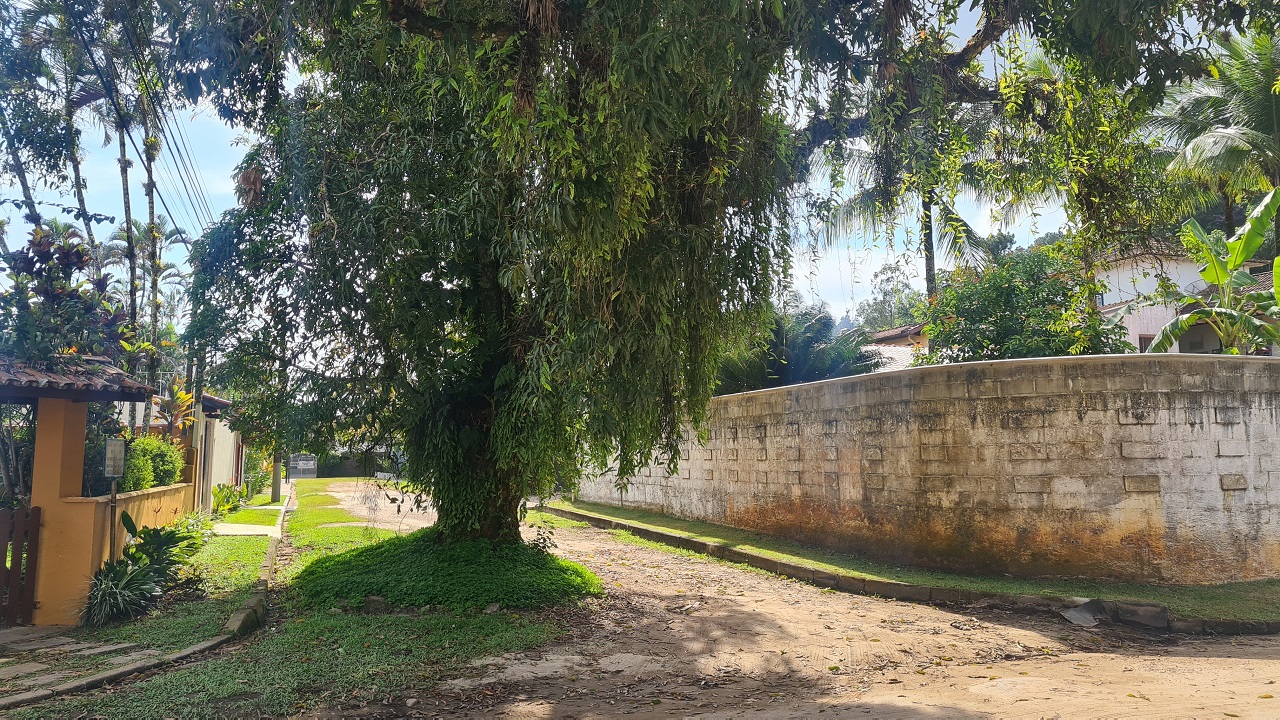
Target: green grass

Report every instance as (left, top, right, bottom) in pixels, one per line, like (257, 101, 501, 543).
(68, 535, 269, 652)
(23, 609, 556, 719)
(556, 499, 1280, 622)
(244, 492, 279, 507)
(294, 526, 603, 611)
(526, 508, 589, 529)
(24, 478, 597, 718)
(219, 508, 281, 526)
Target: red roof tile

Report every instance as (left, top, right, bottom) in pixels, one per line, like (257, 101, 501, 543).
(0, 356, 152, 402)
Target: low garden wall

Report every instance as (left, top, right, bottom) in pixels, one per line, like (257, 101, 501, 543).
(578, 354, 1280, 584)
(38, 483, 193, 624)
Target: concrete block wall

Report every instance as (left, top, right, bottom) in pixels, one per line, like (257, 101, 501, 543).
(578, 355, 1280, 584)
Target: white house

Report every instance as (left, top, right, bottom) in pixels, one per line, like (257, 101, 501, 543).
(1098, 252, 1275, 354)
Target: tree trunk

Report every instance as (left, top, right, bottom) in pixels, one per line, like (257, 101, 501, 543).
(271, 450, 282, 504)
(1221, 181, 1235, 235)
(921, 186, 937, 297)
(140, 109, 159, 434)
(65, 92, 98, 277)
(119, 128, 140, 431)
(0, 104, 41, 240)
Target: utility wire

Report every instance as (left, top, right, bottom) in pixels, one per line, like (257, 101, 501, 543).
(66, 8, 187, 253)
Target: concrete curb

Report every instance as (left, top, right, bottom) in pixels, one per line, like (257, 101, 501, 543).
(223, 535, 279, 637)
(0, 534, 282, 711)
(546, 506, 1280, 637)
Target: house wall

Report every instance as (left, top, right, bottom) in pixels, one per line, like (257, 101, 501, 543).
(204, 417, 241, 488)
(577, 354, 1280, 584)
(1097, 257, 1203, 305)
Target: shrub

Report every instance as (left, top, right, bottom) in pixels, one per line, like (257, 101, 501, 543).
(127, 436, 185, 488)
(120, 447, 154, 492)
(244, 467, 269, 498)
(292, 527, 603, 611)
(83, 513, 210, 627)
(212, 483, 243, 515)
(172, 512, 215, 551)
(82, 559, 161, 627)
(121, 511, 203, 586)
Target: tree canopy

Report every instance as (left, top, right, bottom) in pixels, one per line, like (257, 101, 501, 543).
(917, 249, 1132, 364)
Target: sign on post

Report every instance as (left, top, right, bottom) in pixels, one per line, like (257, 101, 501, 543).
(104, 438, 126, 478)
(287, 453, 318, 479)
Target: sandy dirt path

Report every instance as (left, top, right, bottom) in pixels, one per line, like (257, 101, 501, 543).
(321, 483, 1280, 719)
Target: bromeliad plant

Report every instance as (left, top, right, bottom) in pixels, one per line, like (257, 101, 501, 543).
(1148, 190, 1280, 354)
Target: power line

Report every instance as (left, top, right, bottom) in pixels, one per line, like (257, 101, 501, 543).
(65, 4, 187, 248)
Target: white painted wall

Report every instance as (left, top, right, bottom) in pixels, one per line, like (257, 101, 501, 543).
(1098, 256, 1203, 305)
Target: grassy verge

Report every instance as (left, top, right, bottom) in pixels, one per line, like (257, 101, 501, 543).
(244, 492, 279, 507)
(554, 499, 1280, 621)
(66, 535, 269, 652)
(219, 508, 281, 526)
(22, 478, 599, 718)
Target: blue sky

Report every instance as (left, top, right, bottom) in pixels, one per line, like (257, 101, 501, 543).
(1, 104, 245, 263)
(3, 92, 1065, 321)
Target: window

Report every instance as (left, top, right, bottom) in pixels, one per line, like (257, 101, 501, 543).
(1138, 335, 1154, 353)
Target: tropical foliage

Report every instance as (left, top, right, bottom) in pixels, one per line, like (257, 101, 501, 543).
(717, 300, 882, 395)
(916, 249, 1132, 364)
(1147, 191, 1280, 354)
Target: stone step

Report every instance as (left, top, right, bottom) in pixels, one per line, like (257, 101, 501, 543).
(7, 636, 75, 651)
(73, 643, 137, 657)
(0, 662, 47, 680)
(106, 649, 160, 665)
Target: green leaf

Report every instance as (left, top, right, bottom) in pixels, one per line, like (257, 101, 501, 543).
(1274, 257, 1279, 300)
(1226, 190, 1280, 270)
(1197, 257, 1230, 287)
(1227, 270, 1257, 288)
(120, 510, 138, 538)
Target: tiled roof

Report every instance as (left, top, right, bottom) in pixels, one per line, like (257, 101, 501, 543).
(869, 323, 925, 342)
(0, 356, 152, 401)
(1193, 271, 1275, 300)
(866, 344, 916, 372)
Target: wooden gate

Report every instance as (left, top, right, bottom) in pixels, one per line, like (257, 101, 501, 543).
(0, 507, 40, 625)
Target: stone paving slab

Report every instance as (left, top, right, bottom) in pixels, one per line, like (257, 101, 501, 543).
(73, 643, 136, 657)
(0, 627, 60, 646)
(0, 662, 47, 680)
(212, 522, 281, 538)
(35, 642, 101, 654)
(16, 671, 79, 688)
(7, 637, 76, 651)
(106, 649, 161, 665)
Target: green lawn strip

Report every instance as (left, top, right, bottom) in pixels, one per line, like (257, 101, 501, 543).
(526, 509, 589, 529)
(292, 527, 603, 611)
(20, 480, 599, 718)
(244, 492, 278, 507)
(19, 610, 558, 719)
(555, 500, 1280, 622)
(219, 508, 281, 526)
(67, 536, 270, 652)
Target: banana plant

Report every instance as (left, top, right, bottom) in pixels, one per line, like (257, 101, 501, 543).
(1148, 190, 1280, 354)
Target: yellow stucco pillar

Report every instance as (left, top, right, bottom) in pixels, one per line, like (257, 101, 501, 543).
(29, 398, 94, 626)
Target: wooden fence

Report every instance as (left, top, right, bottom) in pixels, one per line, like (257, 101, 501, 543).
(0, 507, 41, 625)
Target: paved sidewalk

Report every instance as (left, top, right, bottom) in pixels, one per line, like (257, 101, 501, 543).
(0, 626, 162, 695)
(212, 485, 295, 538)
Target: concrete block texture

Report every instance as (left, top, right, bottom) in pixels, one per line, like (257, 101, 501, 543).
(581, 354, 1280, 584)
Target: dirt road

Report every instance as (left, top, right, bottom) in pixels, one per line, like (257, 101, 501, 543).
(323, 481, 1280, 719)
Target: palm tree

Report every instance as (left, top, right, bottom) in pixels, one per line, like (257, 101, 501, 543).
(1149, 32, 1280, 252)
(824, 93, 1001, 296)
(19, 0, 107, 275)
(717, 299, 882, 394)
